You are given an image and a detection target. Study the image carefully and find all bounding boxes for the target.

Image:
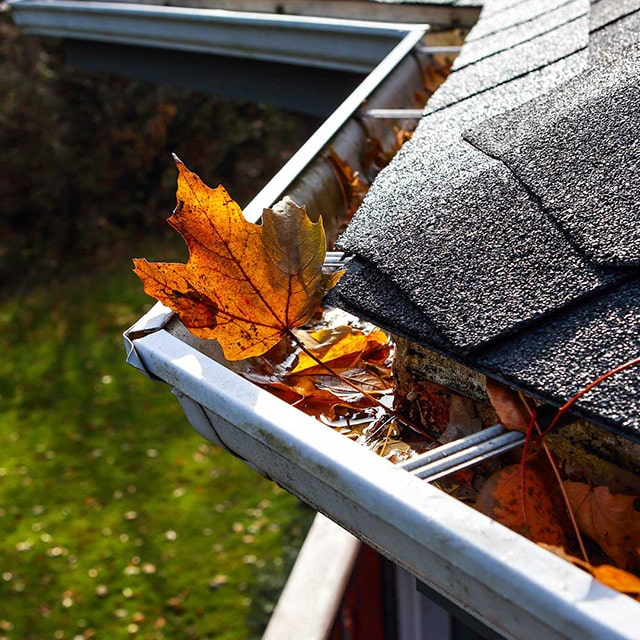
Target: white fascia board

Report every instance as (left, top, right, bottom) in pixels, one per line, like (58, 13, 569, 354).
(128, 325, 640, 640)
(261, 513, 360, 640)
(7, 0, 426, 73)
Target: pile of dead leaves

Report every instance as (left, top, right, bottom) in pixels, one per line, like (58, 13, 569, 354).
(477, 458, 640, 600)
(238, 310, 418, 462)
(483, 381, 640, 601)
(134, 158, 416, 460)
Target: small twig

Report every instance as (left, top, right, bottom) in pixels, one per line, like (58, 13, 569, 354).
(287, 329, 436, 441)
(541, 356, 640, 438)
(378, 418, 396, 457)
(518, 392, 589, 563)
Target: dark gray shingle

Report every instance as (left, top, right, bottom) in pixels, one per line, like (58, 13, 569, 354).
(326, 258, 449, 348)
(330, 272, 640, 442)
(339, 51, 587, 254)
(589, 0, 640, 31)
(475, 281, 640, 439)
(452, 0, 587, 70)
(589, 5, 640, 63)
(335, 0, 640, 440)
(465, 41, 640, 266)
(426, 15, 587, 111)
(467, 0, 578, 35)
(346, 161, 628, 352)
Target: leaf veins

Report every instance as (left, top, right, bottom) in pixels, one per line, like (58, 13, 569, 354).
(134, 157, 342, 360)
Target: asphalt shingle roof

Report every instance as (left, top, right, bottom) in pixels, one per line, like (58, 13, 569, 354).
(590, 0, 640, 32)
(451, 0, 586, 69)
(461, 0, 582, 41)
(465, 41, 640, 266)
(332, 0, 640, 442)
(589, 2, 640, 64)
(426, 14, 588, 110)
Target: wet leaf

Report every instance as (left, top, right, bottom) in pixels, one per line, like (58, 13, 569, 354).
(475, 460, 567, 546)
(421, 55, 453, 95)
(134, 157, 342, 360)
(292, 325, 389, 374)
(240, 317, 392, 411)
(564, 482, 640, 570)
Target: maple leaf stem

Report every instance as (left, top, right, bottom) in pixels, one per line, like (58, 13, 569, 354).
(540, 435, 590, 564)
(286, 330, 436, 441)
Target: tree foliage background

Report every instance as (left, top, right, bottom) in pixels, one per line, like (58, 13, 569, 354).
(0, 6, 318, 295)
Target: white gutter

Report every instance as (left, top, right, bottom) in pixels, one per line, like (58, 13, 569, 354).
(242, 26, 426, 221)
(125, 314, 640, 640)
(7, 0, 426, 73)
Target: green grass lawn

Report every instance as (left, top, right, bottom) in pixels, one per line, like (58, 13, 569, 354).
(0, 245, 313, 640)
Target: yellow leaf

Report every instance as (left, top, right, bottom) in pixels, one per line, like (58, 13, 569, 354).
(292, 326, 388, 374)
(592, 564, 640, 596)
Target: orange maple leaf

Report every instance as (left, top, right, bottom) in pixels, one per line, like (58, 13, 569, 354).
(134, 157, 342, 360)
(564, 482, 640, 571)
